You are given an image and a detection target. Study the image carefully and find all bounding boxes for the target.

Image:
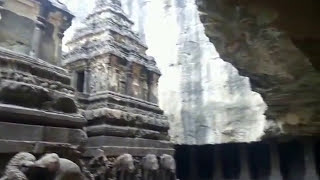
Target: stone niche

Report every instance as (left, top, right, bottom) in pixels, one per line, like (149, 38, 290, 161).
(66, 53, 159, 104)
(0, 0, 37, 55)
(0, 0, 73, 65)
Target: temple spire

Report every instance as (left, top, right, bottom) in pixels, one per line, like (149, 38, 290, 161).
(95, 0, 121, 8)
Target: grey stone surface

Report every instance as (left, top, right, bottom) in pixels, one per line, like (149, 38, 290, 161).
(87, 124, 170, 140)
(85, 146, 174, 157)
(0, 122, 86, 145)
(0, 104, 86, 128)
(87, 136, 173, 148)
(0, 0, 86, 156)
(196, 0, 320, 138)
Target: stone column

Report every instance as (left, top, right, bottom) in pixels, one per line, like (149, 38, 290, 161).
(84, 67, 91, 94)
(189, 147, 198, 180)
(30, 4, 47, 58)
(213, 146, 224, 180)
(302, 140, 318, 180)
(239, 143, 250, 180)
(269, 142, 282, 180)
(147, 71, 153, 102)
(56, 31, 64, 66)
(147, 73, 159, 104)
(56, 17, 71, 66)
(125, 61, 133, 96)
(72, 71, 77, 90)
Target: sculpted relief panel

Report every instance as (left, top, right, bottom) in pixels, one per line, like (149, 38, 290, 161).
(89, 55, 128, 95)
(90, 57, 110, 93)
(109, 55, 126, 94)
(132, 64, 142, 99)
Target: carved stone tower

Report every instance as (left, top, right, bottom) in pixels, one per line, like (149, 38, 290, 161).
(0, 0, 86, 160)
(64, 0, 174, 159)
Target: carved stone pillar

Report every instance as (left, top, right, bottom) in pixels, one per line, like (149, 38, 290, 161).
(84, 68, 91, 94)
(56, 31, 64, 66)
(147, 73, 159, 104)
(269, 142, 282, 180)
(302, 140, 318, 180)
(147, 71, 153, 102)
(30, 4, 47, 58)
(56, 16, 71, 66)
(125, 61, 133, 96)
(213, 146, 224, 180)
(239, 143, 250, 180)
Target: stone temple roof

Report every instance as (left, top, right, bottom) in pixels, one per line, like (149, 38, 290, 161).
(63, 0, 160, 74)
(48, 0, 73, 17)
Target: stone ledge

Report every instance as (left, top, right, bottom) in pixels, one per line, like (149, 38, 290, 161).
(84, 146, 174, 157)
(87, 136, 173, 149)
(85, 108, 169, 132)
(0, 47, 71, 85)
(0, 140, 76, 153)
(87, 124, 170, 141)
(0, 103, 86, 128)
(0, 121, 86, 144)
(78, 91, 164, 115)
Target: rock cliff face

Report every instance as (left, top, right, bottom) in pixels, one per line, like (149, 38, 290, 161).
(196, 0, 320, 138)
(61, 0, 268, 144)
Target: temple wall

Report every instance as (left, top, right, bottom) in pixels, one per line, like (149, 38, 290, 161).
(0, 9, 34, 54)
(3, 0, 39, 20)
(39, 22, 56, 63)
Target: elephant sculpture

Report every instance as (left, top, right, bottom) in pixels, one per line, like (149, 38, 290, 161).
(0, 152, 36, 180)
(32, 153, 83, 180)
(112, 154, 135, 180)
(141, 154, 159, 180)
(159, 154, 176, 180)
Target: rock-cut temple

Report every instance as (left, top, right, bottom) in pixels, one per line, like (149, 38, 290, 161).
(0, 0, 175, 179)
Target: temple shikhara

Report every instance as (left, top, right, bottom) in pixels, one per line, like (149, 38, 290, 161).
(63, 0, 173, 159)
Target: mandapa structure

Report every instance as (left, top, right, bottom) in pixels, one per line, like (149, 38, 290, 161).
(63, 0, 175, 179)
(0, 0, 86, 164)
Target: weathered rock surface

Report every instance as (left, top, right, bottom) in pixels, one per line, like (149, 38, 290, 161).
(121, 0, 268, 144)
(196, 0, 320, 138)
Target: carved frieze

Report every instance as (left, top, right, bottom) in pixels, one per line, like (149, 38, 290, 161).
(83, 152, 176, 180)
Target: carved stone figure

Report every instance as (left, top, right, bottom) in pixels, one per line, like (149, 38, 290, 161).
(78, 160, 94, 180)
(141, 154, 159, 180)
(159, 154, 176, 180)
(34, 153, 83, 180)
(88, 150, 111, 180)
(0, 152, 36, 180)
(113, 154, 135, 180)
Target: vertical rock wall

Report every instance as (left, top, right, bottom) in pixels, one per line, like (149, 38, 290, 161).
(61, 0, 268, 144)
